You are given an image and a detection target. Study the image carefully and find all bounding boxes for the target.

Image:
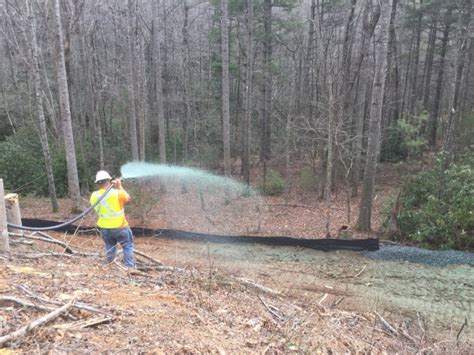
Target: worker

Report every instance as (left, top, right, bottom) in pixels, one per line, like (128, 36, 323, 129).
(90, 170, 135, 268)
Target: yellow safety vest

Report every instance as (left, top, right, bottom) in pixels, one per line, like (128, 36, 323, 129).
(90, 188, 128, 229)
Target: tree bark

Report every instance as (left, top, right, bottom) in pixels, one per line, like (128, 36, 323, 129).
(357, 0, 391, 231)
(4, 193, 21, 232)
(182, 1, 192, 159)
(53, 0, 82, 211)
(152, 0, 167, 164)
(241, 0, 254, 184)
(28, 0, 59, 212)
(301, 0, 316, 117)
(325, 79, 336, 237)
(261, 0, 272, 164)
(350, 0, 381, 196)
(428, 13, 451, 147)
(409, 0, 423, 114)
(444, 0, 472, 160)
(0, 179, 10, 254)
(221, 0, 231, 176)
(126, 0, 139, 161)
(422, 19, 437, 111)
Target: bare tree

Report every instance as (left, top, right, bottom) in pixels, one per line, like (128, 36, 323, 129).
(357, 0, 392, 231)
(152, 0, 167, 164)
(261, 0, 273, 179)
(53, 0, 82, 211)
(444, 0, 472, 160)
(221, 0, 231, 176)
(126, 0, 139, 161)
(27, 0, 59, 212)
(241, 0, 254, 184)
(428, 7, 452, 147)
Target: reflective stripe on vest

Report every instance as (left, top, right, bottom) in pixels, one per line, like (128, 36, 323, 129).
(93, 190, 124, 219)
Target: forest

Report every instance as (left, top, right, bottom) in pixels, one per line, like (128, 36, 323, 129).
(0, 0, 473, 247)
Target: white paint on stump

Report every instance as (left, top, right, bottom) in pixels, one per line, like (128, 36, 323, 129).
(0, 179, 10, 253)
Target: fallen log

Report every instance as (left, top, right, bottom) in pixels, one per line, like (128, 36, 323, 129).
(0, 301, 74, 347)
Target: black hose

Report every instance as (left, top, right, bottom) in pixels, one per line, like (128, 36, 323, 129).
(6, 184, 115, 231)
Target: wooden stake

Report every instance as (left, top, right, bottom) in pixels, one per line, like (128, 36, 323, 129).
(0, 179, 10, 253)
(5, 193, 22, 232)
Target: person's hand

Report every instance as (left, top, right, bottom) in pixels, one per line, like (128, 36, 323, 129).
(113, 178, 123, 188)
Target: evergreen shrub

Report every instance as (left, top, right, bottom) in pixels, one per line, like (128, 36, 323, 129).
(397, 155, 474, 250)
(381, 114, 427, 162)
(257, 170, 285, 196)
(298, 166, 318, 191)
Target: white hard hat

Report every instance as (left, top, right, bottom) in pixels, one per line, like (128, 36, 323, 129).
(95, 170, 112, 183)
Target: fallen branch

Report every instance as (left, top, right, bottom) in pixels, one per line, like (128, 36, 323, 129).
(11, 252, 75, 259)
(318, 293, 328, 305)
(9, 233, 74, 254)
(10, 240, 33, 246)
(0, 301, 74, 347)
(265, 203, 314, 209)
(354, 265, 367, 278)
(375, 312, 398, 336)
(332, 296, 344, 307)
(236, 277, 280, 296)
(258, 295, 285, 321)
(136, 264, 182, 273)
(456, 316, 468, 344)
(0, 295, 56, 313)
(375, 312, 417, 343)
(16, 285, 114, 317)
(135, 250, 163, 265)
(53, 316, 113, 330)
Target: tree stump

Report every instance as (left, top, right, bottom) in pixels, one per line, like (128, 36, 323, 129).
(5, 193, 22, 233)
(0, 179, 10, 253)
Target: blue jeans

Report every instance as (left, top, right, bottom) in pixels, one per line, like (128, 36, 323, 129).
(100, 227, 135, 267)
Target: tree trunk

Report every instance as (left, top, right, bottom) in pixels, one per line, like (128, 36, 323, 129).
(4, 193, 21, 233)
(261, 0, 272, 165)
(89, 34, 105, 169)
(428, 15, 451, 148)
(28, 0, 59, 212)
(241, 0, 254, 184)
(350, 0, 381, 196)
(126, 0, 139, 161)
(409, 0, 423, 114)
(357, 0, 391, 231)
(152, 0, 167, 164)
(182, 1, 192, 160)
(422, 19, 437, 111)
(53, 0, 82, 211)
(0, 179, 10, 254)
(221, 0, 231, 177)
(325, 80, 336, 237)
(301, 0, 316, 117)
(341, 0, 357, 118)
(137, 30, 147, 161)
(382, 0, 399, 130)
(444, 0, 472, 160)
